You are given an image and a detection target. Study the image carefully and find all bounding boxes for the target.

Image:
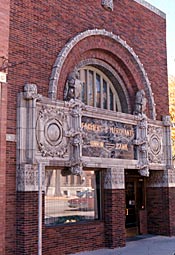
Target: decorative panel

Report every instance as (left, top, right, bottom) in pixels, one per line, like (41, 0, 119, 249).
(82, 116, 135, 159)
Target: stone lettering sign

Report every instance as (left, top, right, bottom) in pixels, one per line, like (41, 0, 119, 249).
(82, 116, 135, 159)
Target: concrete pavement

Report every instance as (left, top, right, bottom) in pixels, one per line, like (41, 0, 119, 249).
(72, 235, 175, 255)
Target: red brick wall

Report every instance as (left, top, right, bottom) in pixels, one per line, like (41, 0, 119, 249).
(168, 188, 175, 236)
(0, 2, 11, 254)
(0, 0, 10, 58)
(147, 187, 170, 235)
(5, 1, 169, 254)
(104, 189, 126, 248)
(0, 83, 7, 255)
(139, 209, 148, 235)
(16, 192, 39, 255)
(43, 220, 105, 255)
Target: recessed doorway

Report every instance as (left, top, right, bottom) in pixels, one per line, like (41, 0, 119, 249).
(125, 173, 146, 237)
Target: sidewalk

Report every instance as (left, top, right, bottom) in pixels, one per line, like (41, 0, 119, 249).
(72, 235, 175, 255)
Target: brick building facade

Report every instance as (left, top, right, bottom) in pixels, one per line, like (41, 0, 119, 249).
(0, 0, 174, 255)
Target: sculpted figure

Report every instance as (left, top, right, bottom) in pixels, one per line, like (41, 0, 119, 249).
(24, 83, 38, 99)
(134, 89, 147, 115)
(64, 71, 82, 101)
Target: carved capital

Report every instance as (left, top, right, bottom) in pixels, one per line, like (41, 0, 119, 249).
(16, 164, 45, 191)
(147, 168, 175, 188)
(104, 167, 124, 189)
(162, 115, 172, 127)
(147, 170, 167, 187)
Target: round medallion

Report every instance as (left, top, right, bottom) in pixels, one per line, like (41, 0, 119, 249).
(45, 119, 63, 146)
(149, 134, 161, 155)
(47, 123, 61, 142)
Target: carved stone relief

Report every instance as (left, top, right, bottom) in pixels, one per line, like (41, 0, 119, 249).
(104, 167, 125, 189)
(133, 89, 147, 116)
(17, 84, 172, 192)
(23, 83, 41, 100)
(147, 170, 167, 188)
(147, 125, 163, 164)
(36, 105, 69, 158)
(162, 115, 173, 168)
(167, 168, 175, 187)
(64, 71, 83, 101)
(147, 168, 175, 188)
(133, 101, 149, 176)
(65, 98, 85, 176)
(101, 0, 113, 11)
(16, 163, 45, 191)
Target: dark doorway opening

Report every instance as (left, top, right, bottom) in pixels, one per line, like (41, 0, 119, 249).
(125, 172, 146, 237)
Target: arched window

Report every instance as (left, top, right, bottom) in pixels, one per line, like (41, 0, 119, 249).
(79, 66, 122, 112)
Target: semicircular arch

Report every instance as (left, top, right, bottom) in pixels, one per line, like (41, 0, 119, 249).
(49, 29, 156, 119)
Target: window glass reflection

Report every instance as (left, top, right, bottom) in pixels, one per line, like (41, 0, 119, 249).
(45, 170, 101, 226)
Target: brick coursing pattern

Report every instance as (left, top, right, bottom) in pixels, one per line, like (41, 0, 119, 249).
(104, 189, 126, 248)
(147, 187, 175, 236)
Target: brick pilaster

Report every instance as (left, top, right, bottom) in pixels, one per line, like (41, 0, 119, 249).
(147, 187, 170, 235)
(104, 189, 126, 248)
(0, 83, 7, 255)
(16, 192, 39, 255)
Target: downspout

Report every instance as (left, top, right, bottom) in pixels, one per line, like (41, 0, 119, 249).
(38, 163, 42, 255)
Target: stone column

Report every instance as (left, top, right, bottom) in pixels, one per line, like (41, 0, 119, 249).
(104, 167, 125, 248)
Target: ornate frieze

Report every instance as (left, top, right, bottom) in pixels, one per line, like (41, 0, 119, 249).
(104, 167, 125, 189)
(16, 85, 172, 192)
